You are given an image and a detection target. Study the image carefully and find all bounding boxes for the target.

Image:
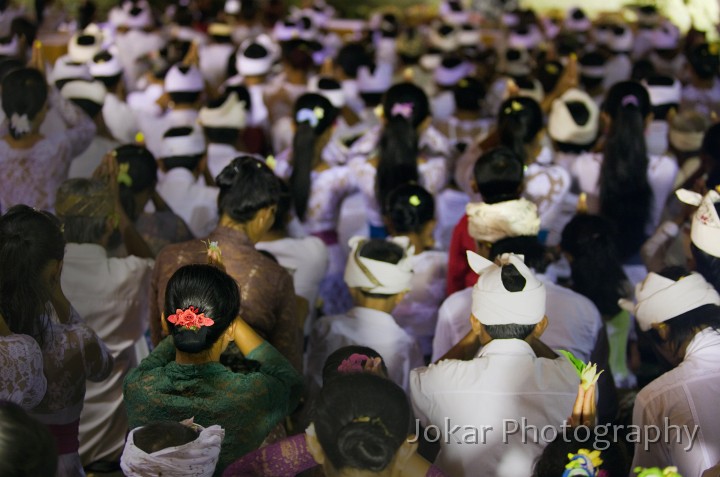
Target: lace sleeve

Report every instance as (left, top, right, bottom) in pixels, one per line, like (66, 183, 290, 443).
(48, 89, 97, 158)
(222, 433, 317, 477)
(0, 334, 47, 409)
(245, 341, 303, 417)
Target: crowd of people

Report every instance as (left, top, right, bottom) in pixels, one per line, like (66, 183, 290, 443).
(0, 0, 719, 475)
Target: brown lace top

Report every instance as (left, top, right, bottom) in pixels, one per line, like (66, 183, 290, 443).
(150, 225, 302, 370)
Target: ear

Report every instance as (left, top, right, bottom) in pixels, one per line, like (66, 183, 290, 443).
(161, 312, 169, 335)
(532, 315, 549, 339)
(651, 322, 670, 341)
(305, 426, 326, 466)
(470, 178, 478, 194)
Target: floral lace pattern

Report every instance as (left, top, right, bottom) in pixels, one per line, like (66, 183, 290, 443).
(0, 334, 46, 410)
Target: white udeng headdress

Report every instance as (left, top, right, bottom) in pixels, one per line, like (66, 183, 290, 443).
(344, 236, 414, 295)
(676, 188, 720, 258)
(120, 420, 224, 477)
(619, 272, 720, 331)
(198, 92, 247, 129)
(466, 198, 541, 243)
(468, 252, 546, 325)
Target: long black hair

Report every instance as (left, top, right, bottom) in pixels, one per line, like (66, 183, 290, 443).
(599, 81, 653, 260)
(384, 183, 435, 235)
(164, 264, 240, 354)
(313, 373, 411, 473)
(560, 214, 629, 317)
(216, 156, 280, 224)
(0, 206, 65, 348)
(114, 145, 158, 222)
(290, 93, 337, 221)
(376, 82, 430, 211)
(0, 401, 58, 477)
(1, 68, 47, 140)
(497, 96, 543, 165)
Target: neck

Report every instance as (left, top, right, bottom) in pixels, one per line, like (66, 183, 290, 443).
(245, 75, 265, 86)
(285, 68, 307, 85)
(218, 214, 255, 242)
(354, 299, 396, 314)
(341, 106, 360, 126)
(260, 228, 287, 241)
(175, 348, 221, 365)
(456, 110, 480, 120)
(399, 232, 425, 254)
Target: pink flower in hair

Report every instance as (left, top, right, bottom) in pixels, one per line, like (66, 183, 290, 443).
(167, 306, 215, 330)
(338, 353, 371, 373)
(391, 102, 414, 119)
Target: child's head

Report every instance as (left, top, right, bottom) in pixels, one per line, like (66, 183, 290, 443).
(121, 420, 225, 477)
(384, 183, 435, 251)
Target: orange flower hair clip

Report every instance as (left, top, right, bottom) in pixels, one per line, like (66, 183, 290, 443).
(167, 306, 214, 331)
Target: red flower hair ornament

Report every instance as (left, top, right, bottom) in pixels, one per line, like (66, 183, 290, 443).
(167, 306, 215, 331)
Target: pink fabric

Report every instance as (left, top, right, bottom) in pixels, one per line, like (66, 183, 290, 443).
(47, 419, 80, 455)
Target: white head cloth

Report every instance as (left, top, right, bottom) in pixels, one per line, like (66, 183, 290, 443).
(619, 272, 720, 331)
(308, 76, 345, 108)
(468, 252, 546, 325)
(564, 8, 591, 33)
(642, 78, 681, 106)
(199, 92, 247, 129)
(121, 420, 224, 477)
(0, 35, 19, 56)
(344, 236, 414, 295)
(161, 126, 206, 158)
(652, 21, 680, 50)
(676, 188, 720, 258)
(123, 1, 153, 29)
(165, 64, 204, 93)
(89, 51, 123, 77)
(457, 26, 480, 47)
(434, 60, 471, 87)
(51, 55, 92, 83)
(608, 25, 633, 53)
(236, 43, 273, 77)
(466, 198, 541, 243)
(68, 25, 104, 63)
(429, 25, 458, 53)
(669, 112, 709, 152)
(60, 80, 107, 105)
(548, 88, 599, 145)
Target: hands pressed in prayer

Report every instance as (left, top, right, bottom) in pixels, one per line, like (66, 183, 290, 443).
(28, 40, 45, 76)
(0, 313, 10, 337)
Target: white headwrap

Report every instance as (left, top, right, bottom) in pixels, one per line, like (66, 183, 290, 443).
(548, 88, 599, 145)
(161, 126, 206, 158)
(50, 56, 92, 84)
(652, 21, 680, 50)
(199, 92, 247, 129)
(0, 35, 19, 57)
(89, 51, 123, 77)
(357, 62, 393, 93)
(165, 65, 204, 93)
(466, 199, 541, 243)
(121, 420, 224, 477)
(60, 80, 107, 105)
(434, 60, 472, 87)
(468, 252, 546, 325)
(68, 25, 104, 63)
(608, 26, 633, 53)
(308, 76, 345, 108)
(344, 236, 414, 295)
(564, 8, 591, 33)
(643, 78, 682, 107)
(676, 188, 720, 258)
(619, 272, 720, 331)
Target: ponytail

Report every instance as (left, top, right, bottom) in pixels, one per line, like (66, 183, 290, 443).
(497, 97, 543, 164)
(599, 81, 653, 260)
(290, 93, 337, 221)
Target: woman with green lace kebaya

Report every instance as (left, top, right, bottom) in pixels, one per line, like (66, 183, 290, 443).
(123, 264, 303, 476)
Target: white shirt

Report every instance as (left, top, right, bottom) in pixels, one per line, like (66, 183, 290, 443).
(256, 236, 329, 333)
(432, 276, 603, 363)
(411, 339, 579, 477)
(156, 168, 219, 238)
(571, 152, 679, 236)
(68, 136, 120, 179)
(632, 328, 720, 477)
(199, 43, 235, 90)
(103, 93, 140, 144)
(61, 243, 153, 464)
(393, 250, 448, 357)
(306, 306, 424, 392)
(524, 161, 572, 246)
(603, 54, 632, 91)
(207, 143, 242, 180)
(137, 108, 200, 160)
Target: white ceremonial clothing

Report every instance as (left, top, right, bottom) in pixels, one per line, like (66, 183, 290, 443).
(61, 243, 153, 465)
(682, 79, 720, 120)
(256, 236, 329, 333)
(393, 250, 448, 357)
(199, 43, 235, 90)
(431, 90, 456, 121)
(431, 275, 603, 363)
(156, 168, 219, 238)
(103, 93, 140, 144)
(602, 54, 632, 91)
(632, 328, 720, 477)
(306, 306, 424, 392)
(524, 160, 572, 246)
(411, 339, 579, 477)
(0, 334, 46, 410)
(68, 136, 121, 179)
(207, 143, 242, 180)
(571, 152, 679, 236)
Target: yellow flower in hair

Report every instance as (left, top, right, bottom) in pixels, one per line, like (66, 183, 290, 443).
(709, 43, 719, 56)
(134, 131, 145, 144)
(117, 163, 133, 187)
(504, 100, 524, 115)
(313, 107, 325, 121)
(546, 64, 559, 74)
(574, 449, 603, 468)
(459, 79, 469, 88)
(266, 155, 277, 171)
(409, 195, 421, 206)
